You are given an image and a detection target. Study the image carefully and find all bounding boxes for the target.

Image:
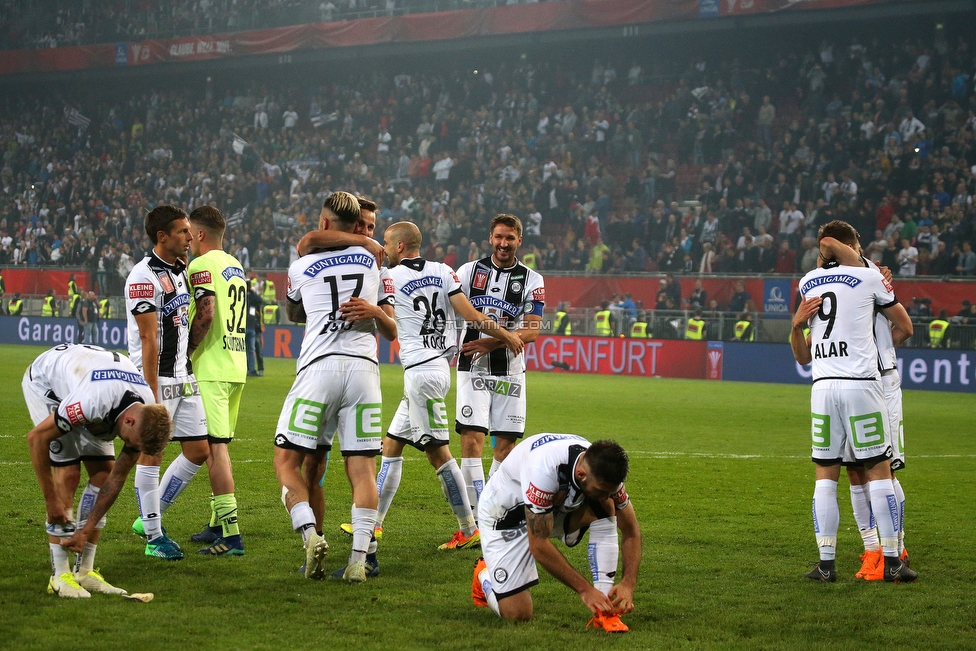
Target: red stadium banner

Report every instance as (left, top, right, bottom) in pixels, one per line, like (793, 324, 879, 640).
(524, 334, 707, 378)
(0, 0, 912, 76)
(1, 270, 92, 297)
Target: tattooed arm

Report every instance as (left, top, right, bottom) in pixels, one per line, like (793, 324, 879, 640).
(188, 294, 215, 357)
(524, 507, 614, 615)
(61, 444, 141, 553)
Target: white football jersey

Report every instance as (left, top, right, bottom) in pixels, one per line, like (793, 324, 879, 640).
(388, 257, 464, 369)
(456, 256, 545, 375)
(864, 258, 898, 371)
(124, 251, 192, 379)
(479, 433, 629, 530)
(29, 344, 155, 440)
(287, 246, 387, 372)
(798, 263, 898, 380)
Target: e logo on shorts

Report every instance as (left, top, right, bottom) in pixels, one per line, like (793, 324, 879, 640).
(811, 413, 830, 447)
(289, 399, 325, 436)
(357, 403, 382, 439)
(850, 412, 884, 449)
(427, 398, 448, 430)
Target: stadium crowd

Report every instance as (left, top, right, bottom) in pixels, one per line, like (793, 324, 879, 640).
(1, 31, 976, 292)
(0, 0, 555, 51)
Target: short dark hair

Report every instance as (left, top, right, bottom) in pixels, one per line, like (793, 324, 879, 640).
(818, 219, 859, 246)
(490, 214, 522, 238)
(322, 191, 361, 231)
(357, 196, 378, 213)
(188, 205, 226, 236)
(585, 440, 629, 486)
(146, 206, 188, 244)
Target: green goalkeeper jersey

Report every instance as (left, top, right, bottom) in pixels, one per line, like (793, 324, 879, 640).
(188, 249, 248, 383)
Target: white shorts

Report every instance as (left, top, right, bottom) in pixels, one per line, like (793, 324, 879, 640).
(274, 357, 382, 456)
(882, 371, 905, 470)
(158, 377, 209, 441)
(22, 367, 115, 466)
(479, 509, 593, 601)
(387, 358, 451, 451)
(811, 379, 892, 465)
(455, 370, 526, 438)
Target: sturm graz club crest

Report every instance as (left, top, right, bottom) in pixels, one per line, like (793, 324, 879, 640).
(461, 405, 473, 418)
(493, 568, 508, 583)
(49, 439, 63, 453)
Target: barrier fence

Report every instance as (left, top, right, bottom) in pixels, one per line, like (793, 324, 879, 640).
(4, 315, 973, 393)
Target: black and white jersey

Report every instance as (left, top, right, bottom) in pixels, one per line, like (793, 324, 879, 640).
(798, 261, 898, 381)
(479, 433, 629, 531)
(456, 256, 544, 376)
(125, 251, 192, 379)
(287, 245, 391, 373)
(388, 257, 464, 369)
(29, 344, 155, 440)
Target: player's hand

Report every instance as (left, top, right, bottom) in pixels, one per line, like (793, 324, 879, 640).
(461, 338, 502, 361)
(608, 583, 635, 615)
(339, 297, 380, 322)
(878, 265, 893, 283)
(46, 501, 68, 526)
(61, 529, 90, 554)
(579, 586, 615, 615)
(792, 295, 821, 330)
(361, 238, 385, 263)
(501, 331, 524, 356)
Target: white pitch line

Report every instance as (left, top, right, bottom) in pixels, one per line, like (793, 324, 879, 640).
(629, 451, 976, 460)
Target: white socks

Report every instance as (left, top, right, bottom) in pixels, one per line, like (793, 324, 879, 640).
(376, 456, 403, 527)
(50, 543, 70, 576)
(159, 454, 202, 514)
(892, 476, 906, 554)
(134, 464, 162, 540)
(460, 458, 485, 521)
(74, 543, 97, 575)
(812, 479, 839, 561)
(289, 501, 315, 544)
(849, 483, 879, 551)
(350, 507, 378, 565)
(488, 458, 501, 479)
(436, 459, 476, 536)
(868, 478, 899, 557)
(78, 481, 106, 531)
(477, 566, 501, 616)
(588, 517, 618, 596)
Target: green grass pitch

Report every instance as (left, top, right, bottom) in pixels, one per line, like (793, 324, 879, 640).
(1, 344, 974, 650)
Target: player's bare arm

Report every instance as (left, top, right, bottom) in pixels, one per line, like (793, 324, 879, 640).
(297, 230, 384, 262)
(450, 293, 524, 355)
(882, 302, 914, 346)
(188, 294, 215, 357)
(286, 300, 306, 324)
(524, 507, 614, 615)
(27, 414, 68, 524)
(460, 314, 541, 357)
(337, 298, 397, 341)
(134, 310, 160, 400)
(790, 296, 821, 365)
(610, 502, 642, 615)
(61, 443, 141, 553)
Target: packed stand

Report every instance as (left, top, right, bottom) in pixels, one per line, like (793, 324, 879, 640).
(1, 34, 976, 294)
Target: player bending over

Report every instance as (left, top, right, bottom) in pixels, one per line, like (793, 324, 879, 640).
(25, 344, 171, 598)
(473, 434, 641, 632)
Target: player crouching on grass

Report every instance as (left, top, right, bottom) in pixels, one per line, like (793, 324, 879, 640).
(472, 434, 641, 632)
(24, 344, 172, 598)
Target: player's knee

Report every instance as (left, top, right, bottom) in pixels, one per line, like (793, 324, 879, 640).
(498, 595, 533, 621)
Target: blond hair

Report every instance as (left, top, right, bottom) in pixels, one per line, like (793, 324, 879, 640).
(323, 191, 361, 230)
(139, 404, 173, 456)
